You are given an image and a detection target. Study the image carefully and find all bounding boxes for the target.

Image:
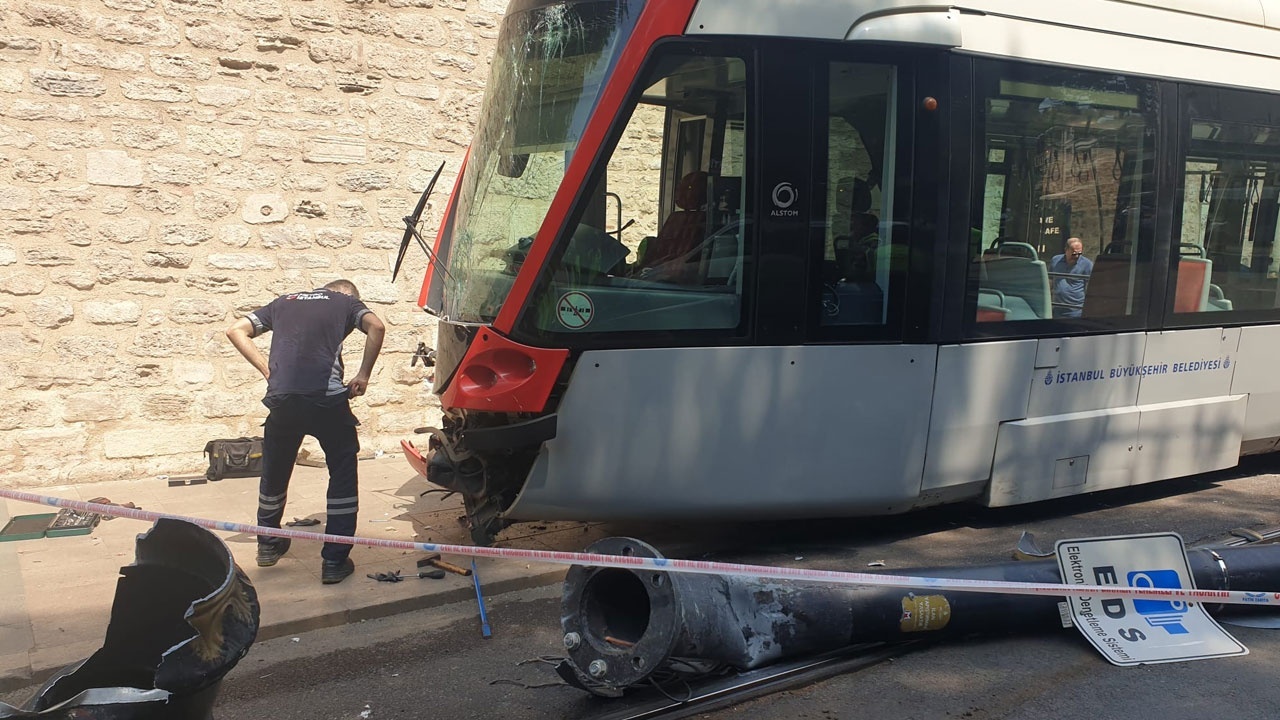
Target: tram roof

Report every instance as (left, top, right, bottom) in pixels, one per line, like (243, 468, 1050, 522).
(686, 0, 1280, 37)
(686, 0, 1280, 89)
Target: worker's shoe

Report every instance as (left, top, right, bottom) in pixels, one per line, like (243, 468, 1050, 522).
(321, 557, 355, 585)
(256, 538, 291, 567)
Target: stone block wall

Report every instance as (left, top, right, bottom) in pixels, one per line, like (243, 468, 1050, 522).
(0, 0, 508, 487)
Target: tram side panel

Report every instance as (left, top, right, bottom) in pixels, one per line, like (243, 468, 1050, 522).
(987, 334, 1145, 506)
(505, 345, 938, 522)
(1132, 328, 1244, 486)
(919, 340, 1038, 499)
(1230, 325, 1280, 454)
(986, 329, 1255, 507)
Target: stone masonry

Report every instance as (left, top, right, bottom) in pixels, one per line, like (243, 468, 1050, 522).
(0, 0, 508, 487)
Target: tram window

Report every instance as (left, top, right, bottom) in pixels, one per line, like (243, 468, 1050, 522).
(821, 62, 898, 327)
(525, 51, 751, 335)
(967, 63, 1156, 330)
(1172, 115, 1280, 318)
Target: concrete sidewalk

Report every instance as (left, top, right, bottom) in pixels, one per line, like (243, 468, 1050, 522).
(0, 455, 602, 692)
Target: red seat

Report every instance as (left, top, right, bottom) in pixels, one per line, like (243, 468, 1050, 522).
(976, 307, 1008, 322)
(637, 171, 708, 277)
(1174, 257, 1210, 313)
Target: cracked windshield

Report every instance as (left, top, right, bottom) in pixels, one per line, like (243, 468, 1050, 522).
(441, 0, 644, 323)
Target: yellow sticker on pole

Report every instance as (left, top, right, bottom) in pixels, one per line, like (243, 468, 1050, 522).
(900, 594, 952, 633)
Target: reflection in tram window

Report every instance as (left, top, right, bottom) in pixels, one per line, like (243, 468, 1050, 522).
(822, 62, 897, 327)
(968, 63, 1156, 328)
(1174, 111, 1280, 317)
(528, 51, 751, 335)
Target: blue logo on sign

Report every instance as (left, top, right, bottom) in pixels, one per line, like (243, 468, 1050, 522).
(1044, 371, 1054, 386)
(1243, 592, 1268, 604)
(1128, 569, 1190, 635)
(1224, 356, 1232, 369)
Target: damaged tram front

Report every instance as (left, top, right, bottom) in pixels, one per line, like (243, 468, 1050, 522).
(407, 0, 770, 544)
(405, 0, 1280, 544)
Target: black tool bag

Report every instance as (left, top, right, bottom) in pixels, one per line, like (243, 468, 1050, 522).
(203, 437, 265, 481)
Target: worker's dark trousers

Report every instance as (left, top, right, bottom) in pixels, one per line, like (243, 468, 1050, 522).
(257, 396, 360, 563)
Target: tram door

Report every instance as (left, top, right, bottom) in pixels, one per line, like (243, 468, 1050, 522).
(804, 50, 934, 343)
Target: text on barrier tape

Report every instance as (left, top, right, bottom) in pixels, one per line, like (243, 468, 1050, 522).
(1, 487, 1276, 607)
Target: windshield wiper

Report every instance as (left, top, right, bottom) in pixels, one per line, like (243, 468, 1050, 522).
(393, 161, 452, 283)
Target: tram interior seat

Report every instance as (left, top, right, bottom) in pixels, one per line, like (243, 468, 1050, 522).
(1176, 243, 1233, 311)
(989, 240, 1039, 260)
(635, 171, 708, 277)
(1208, 284, 1233, 311)
(977, 289, 1011, 322)
(1081, 253, 1132, 317)
(976, 252, 1052, 321)
(1174, 256, 1212, 313)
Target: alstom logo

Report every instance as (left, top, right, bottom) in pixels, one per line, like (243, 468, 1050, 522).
(771, 182, 799, 218)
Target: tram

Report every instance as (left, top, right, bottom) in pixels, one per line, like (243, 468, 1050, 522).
(401, 0, 1280, 544)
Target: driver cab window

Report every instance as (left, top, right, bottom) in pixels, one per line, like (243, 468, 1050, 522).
(527, 49, 751, 335)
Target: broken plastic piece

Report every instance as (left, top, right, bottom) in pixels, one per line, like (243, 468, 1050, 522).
(1014, 531, 1055, 560)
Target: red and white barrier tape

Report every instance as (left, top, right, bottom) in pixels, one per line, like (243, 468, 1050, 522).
(1, 487, 1276, 607)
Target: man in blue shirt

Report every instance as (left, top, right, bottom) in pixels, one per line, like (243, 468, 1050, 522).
(1050, 237, 1093, 318)
(225, 279, 385, 585)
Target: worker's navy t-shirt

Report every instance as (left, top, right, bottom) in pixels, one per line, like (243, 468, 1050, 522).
(246, 289, 371, 408)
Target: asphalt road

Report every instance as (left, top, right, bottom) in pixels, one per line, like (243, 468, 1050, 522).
(12, 456, 1280, 719)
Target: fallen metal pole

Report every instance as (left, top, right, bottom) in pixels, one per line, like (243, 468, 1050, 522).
(0, 519, 260, 718)
(558, 536, 1280, 696)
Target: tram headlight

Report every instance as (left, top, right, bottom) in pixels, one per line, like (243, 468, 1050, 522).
(457, 348, 536, 395)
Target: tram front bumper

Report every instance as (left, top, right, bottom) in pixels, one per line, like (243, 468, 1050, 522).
(402, 415, 558, 494)
(400, 436, 485, 497)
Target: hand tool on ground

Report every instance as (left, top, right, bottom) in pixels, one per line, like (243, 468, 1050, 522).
(471, 558, 491, 639)
(369, 569, 447, 582)
(417, 553, 472, 576)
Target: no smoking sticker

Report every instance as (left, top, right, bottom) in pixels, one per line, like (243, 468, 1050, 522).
(557, 291, 594, 330)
